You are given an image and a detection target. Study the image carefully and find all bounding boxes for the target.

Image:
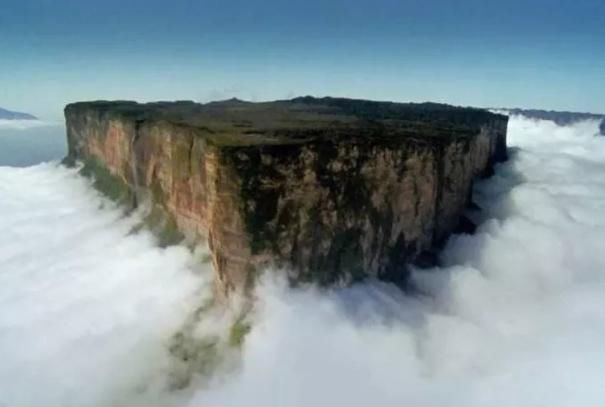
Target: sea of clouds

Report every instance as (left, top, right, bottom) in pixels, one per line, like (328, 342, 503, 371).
(0, 115, 604, 406)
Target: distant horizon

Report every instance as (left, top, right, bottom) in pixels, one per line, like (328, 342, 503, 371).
(3, 0, 604, 120)
(3, 95, 604, 123)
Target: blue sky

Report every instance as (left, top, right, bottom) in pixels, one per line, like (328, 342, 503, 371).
(1, 0, 604, 119)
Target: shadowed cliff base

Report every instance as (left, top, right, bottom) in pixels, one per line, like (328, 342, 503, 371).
(63, 96, 508, 297)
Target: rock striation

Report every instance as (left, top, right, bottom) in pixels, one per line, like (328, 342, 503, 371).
(64, 97, 508, 297)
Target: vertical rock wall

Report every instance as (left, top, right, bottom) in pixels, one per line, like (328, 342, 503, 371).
(65, 101, 507, 297)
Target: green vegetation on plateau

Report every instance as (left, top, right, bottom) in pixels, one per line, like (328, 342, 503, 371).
(79, 157, 133, 204)
(66, 96, 506, 147)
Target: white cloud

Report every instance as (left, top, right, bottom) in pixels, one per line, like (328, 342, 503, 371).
(0, 164, 210, 406)
(0, 120, 58, 130)
(1, 116, 605, 406)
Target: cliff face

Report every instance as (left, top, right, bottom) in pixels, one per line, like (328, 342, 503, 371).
(64, 97, 508, 296)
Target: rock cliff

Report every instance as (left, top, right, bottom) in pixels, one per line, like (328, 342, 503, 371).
(64, 97, 508, 296)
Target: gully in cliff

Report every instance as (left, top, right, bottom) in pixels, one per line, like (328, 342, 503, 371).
(63, 96, 508, 297)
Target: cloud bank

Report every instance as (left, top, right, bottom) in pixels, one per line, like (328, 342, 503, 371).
(0, 119, 56, 130)
(0, 164, 209, 406)
(1, 115, 604, 406)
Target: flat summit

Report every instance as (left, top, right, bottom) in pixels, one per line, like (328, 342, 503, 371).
(67, 97, 504, 145)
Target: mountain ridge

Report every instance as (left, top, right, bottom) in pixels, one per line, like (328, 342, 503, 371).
(497, 107, 605, 136)
(0, 107, 38, 120)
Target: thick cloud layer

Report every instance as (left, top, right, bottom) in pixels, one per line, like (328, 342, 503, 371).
(0, 164, 209, 407)
(1, 115, 604, 406)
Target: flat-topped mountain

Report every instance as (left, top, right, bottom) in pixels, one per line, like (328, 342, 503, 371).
(500, 107, 605, 136)
(64, 97, 508, 297)
(0, 107, 37, 120)
(501, 107, 603, 126)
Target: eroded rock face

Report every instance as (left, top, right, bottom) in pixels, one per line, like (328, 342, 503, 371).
(64, 97, 508, 297)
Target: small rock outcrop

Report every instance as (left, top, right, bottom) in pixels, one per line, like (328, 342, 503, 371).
(64, 97, 508, 297)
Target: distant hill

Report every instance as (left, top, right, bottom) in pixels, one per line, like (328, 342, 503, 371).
(499, 108, 605, 136)
(500, 108, 602, 126)
(498, 108, 605, 126)
(0, 107, 37, 120)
